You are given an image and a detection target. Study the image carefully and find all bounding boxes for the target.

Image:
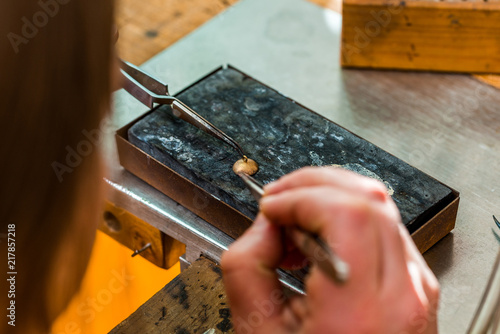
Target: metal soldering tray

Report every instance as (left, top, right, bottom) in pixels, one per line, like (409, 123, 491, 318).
(116, 65, 459, 253)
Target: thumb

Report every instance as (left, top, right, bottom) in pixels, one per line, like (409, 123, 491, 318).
(222, 215, 285, 331)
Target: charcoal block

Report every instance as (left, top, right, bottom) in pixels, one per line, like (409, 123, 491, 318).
(128, 67, 453, 233)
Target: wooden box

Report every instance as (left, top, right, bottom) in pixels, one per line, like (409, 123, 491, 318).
(341, 0, 500, 73)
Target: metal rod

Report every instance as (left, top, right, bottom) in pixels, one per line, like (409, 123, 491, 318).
(238, 172, 350, 285)
(170, 100, 246, 158)
(120, 59, 169, 96)
(131, 243, 152, 257)
(467, 249, 500, 334)
(119, 60, 247, 159)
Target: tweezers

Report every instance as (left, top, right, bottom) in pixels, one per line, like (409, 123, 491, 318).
(467, 248, 500, 334)
(238, 172, 350, 285)
(119, 59, 247, 159)
(467, 216, 500, 333)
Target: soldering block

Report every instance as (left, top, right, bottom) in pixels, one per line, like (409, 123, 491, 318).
(341, 0, 500, 73)
(116, 66, 459, 253)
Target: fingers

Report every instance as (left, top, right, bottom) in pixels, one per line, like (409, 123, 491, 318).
(252, 167, 440, 333)
(398, 224, 440, 303)
(281, 295, 308, 331)
(372, 201, 409, 290)
(264, 166, 390, 203)
(263, 167, 413, 289)
(394, 225, 439, 334)
(221, 215, 285, 330)
(260, 186, 383, 289)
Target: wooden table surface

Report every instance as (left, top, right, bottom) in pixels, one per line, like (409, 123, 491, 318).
(110, 257, 234, 333)
(115, 0, 239, 65)
(115, 0, 500, 89)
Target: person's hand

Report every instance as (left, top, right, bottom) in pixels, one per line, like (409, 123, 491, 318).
(222, 167, 439, 334)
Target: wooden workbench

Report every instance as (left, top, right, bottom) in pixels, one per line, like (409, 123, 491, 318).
(109, 0, 500, 333)
(110, 257, 233, 333)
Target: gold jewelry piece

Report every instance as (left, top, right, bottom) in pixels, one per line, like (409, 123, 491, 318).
(232, 156, 258, 176)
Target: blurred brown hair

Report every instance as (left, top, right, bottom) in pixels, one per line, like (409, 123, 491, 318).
(0, 0, 114, 332)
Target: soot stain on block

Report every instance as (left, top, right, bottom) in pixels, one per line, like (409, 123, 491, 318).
(170, 280, 189, 310)
(128, 67, 452, 232)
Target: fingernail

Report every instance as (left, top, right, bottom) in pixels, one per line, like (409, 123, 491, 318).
(263, 181, 279, 194)
(259, 195, 275, 210)
(370, 188, 389, 202)
(253, 215, 267, 228)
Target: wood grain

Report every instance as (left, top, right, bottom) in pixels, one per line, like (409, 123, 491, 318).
(99, 201, 186, 269)
(110, 257, 234, 334)
(341, 0, 500, 75)
(115, 0, 500, 88)
(474, 74, 500, 89)
(115, 0, 239, 65)
(310, 0, 500, 89)
(308, 0, 342, 12)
